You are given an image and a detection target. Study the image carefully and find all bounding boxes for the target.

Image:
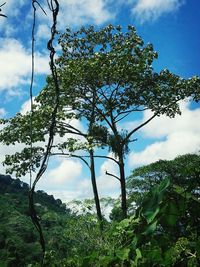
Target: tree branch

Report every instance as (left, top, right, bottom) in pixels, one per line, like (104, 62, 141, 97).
(50, 152, 90, 168)
(105, 170, 120, 181)
(124, 113, 158, 144)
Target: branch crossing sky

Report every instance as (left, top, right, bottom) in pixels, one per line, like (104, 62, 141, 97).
(0, 0, 199, 202)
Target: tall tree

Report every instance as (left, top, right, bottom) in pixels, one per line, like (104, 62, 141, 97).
(56, 25, 200, 217)
(0, 93, 105, 224)
(0, 25, 200, 219)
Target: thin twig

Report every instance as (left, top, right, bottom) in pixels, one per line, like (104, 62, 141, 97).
(105, 170, 120, 181)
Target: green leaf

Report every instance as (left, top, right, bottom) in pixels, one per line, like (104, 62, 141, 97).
(143, 220, 157, 235)
(116, 248, 130, 261)
(163, 202, 179, 226)
(134, 248, 142, 266)
(141, 178, 170, 224)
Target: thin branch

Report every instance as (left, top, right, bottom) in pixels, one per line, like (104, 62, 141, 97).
(114, 107, 148, 122)
(57, 121, 86, 136)
(51, 152, 90, 168)
(130, 138, 137, 143)
(115, 110, 133, 123)
(105, 171, 120, 181)
(124, 113, 158, 144)
(51, 151, 119, 165)
(84, 154, 119, 165)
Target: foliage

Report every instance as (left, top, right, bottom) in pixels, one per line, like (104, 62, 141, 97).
(1, 152, 200, 266)
(0, 174, 106, 266)
(0, 25, 200, 218)
(127, 153, 200, 206)
(85, 177, 200, 266)
(0, 23, 200, 265)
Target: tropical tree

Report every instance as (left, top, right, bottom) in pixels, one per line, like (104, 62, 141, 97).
(56, 24, 200, 217)
(0, 24, 200, 219)
(0, 93, 105, 224)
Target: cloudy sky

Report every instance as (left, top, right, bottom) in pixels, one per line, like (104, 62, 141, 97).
(0, 0, 200, 202)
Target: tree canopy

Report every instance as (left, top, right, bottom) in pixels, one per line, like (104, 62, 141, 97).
(0, 24, 200, 219)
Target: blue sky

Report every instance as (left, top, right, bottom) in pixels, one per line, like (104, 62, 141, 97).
(0, 0, 200, 202)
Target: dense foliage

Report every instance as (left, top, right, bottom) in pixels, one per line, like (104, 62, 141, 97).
(76, 154, 200, 266)
(0, 175, 105, 267)
(0, 154, 200, 266)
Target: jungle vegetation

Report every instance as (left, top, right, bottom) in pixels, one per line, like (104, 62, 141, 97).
(0, 153, 200, 266)
(0, 24, 200, 266)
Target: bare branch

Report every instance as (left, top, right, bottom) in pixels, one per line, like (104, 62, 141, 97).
(105, 170, 120, 181)
(124, 113, 158, 144)
(51, 152, 90, 168)
(84, 154, 119, 165)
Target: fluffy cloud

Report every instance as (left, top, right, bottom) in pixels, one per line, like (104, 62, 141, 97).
(36, 0, 115, 40)
(35, 157, 91, 202)
(58, 0, 115, 26)
(141, 101, 200, 138)
(0, 108, 6, 117)
(43, 159, 83, 188)
(129, 101, 200, 167)
(132, 0, 184, 23)
(0, 38, 49, 94)
(35, 152, 120, 202)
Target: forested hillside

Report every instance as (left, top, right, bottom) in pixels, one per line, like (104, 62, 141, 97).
(0, 174, 103, 266)
(0, 153, 200, 266)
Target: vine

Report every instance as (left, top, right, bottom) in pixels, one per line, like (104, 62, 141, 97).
(29, 0, 60, 265)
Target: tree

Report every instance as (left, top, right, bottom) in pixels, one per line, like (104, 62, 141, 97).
(56, 25, 200, 217)
(127, 153, 200, 206)
(0, 95, 105, 225)
(0, 25, 200, 219)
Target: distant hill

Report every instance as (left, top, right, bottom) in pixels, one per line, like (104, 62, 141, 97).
(0, 174, 70, 266)
(0, 174, 67, 214)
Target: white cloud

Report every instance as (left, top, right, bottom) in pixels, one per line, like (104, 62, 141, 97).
(141, 101, 200, 138)
(58, 0, 115, 26)
(129, 131, 200, 167)
(0, 38, 49, 94)
(45, 159, 82, 187)
(0, 108, 6, 117)
(36, 24, 51, 41)
(132, 0, 184, 23)
(129, 102, 200, 167)
(35, 152, 120, 202)
(36, 0, 115, 40)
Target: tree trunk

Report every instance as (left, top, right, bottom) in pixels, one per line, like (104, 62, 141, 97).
(89, 149, 103, 225)
(118, 153, 127, 218)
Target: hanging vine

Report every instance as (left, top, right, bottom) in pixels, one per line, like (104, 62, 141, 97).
(29, 0, 60, 265)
